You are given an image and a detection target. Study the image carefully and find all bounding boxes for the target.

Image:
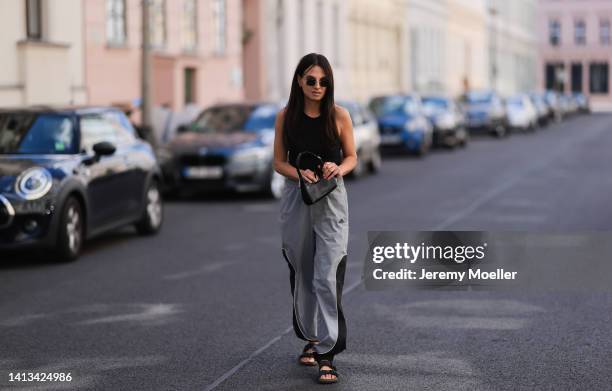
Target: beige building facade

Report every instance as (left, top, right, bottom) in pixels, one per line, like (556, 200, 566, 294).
(347, 0, 407, 102)
(0, 0, 87, 106)
(242, 0, 349, 102)
(446, 0, 489, 96)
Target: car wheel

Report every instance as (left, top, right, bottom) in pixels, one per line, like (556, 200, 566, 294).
(267, 169, 285, 199)
(55, 196, 84, 262)
(416, 134, 431, 156)
(493, 124, 506, 138)
(459, 128, 469, 147)
(368, 148, 382, 174)
(135, 179, 163, 235)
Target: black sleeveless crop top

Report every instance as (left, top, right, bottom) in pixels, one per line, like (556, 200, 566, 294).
(286, 111, 343, 169)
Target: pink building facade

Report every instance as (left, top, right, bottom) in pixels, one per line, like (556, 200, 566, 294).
(84, 0, 244, 115)
(537, 0, 612, 111)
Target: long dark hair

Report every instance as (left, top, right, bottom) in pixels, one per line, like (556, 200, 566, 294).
(282, 53, 339, 149)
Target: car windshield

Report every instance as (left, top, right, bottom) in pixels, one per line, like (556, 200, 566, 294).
(243, 105, 278, 132)
(464, 91, 493, 105)
(507, 97, 524, 108)
(422, 97, 449, 115)
(0, 113, 76, 154)
(191, 105, 256, 134)
(378, 96, 419, 116)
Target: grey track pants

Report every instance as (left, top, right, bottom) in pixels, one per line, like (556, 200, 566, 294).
(280, 175, 349, 360)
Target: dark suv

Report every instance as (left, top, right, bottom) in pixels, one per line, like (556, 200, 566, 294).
(0, 107, 163, 261)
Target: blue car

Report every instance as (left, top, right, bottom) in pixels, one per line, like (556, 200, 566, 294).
(159, 102, 285, 199)
(368, 95, 433, 155)
(0, 106, 163, 261)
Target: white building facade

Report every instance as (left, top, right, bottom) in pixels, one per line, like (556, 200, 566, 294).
(406, 0, 448, 94)
(242, 0, 349, 102)
(487, 0, 538, 95)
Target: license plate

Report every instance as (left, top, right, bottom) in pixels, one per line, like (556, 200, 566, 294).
(380, 134, 402, 145)
(468, 117, 485, 126)
(182, 166, 223, 179)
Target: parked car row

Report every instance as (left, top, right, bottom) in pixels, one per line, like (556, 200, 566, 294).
(0, 90, 591, 261)
(368, 89, 590, 151)
(157, 100, 384, 199)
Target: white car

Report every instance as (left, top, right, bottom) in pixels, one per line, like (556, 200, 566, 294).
(506, 94, 538, 132)
(338, 100, 382, 178)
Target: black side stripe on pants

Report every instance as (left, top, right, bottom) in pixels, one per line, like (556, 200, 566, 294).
(282, 248, 309, 342)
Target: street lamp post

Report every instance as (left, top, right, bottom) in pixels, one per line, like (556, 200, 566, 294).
(141, 0, 154, 147)
(489, 6, 498, 91)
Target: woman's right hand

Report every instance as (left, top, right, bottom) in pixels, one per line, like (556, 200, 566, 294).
(300, 169, 319, 183)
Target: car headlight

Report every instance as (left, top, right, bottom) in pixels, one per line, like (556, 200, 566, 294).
(404, 119, 420, 132)
(435, 114, 454, 129)
(231, 147, 270, 164)
(15, 167, 53, 200)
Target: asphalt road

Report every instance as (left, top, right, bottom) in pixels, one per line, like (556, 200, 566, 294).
(1, 113, 612, 390)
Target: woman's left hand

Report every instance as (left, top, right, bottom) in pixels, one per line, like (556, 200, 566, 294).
(322, 162, 341, 180)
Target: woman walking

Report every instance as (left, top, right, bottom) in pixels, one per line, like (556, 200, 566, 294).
(273, 53, 357, 384)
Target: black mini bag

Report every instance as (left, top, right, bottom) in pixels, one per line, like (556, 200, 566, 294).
(295, 151, 338, 205)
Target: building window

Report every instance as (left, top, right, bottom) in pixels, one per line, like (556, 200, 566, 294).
(26, 0, 42, 40)
(212, 0, 227, 54)
(184, 68, 196, 104)
(182, 0, 198, 51)
(150, 0, 167, 48)
(549, 19, 561, 46)
(601, 19, 611, 45)
(589, 62, 609, 94)
(571, 63, 582, 93)
(106, 0, 127, 46)
(574, 20, 586, 45)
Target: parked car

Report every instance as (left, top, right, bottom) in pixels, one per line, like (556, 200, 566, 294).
(0, 106, 163, 261)
(460, 90, 509, 137)
(558, 94, 575, 117)
(544, 90, 563, 122)
(506, 94, 538, 132)
(528, 92, 551, 126)
(421, 95, 468, 148)
(159, 102, 285, 199)
(337, 100, 381, 178)
(369, 94, 433, 155)
(572, 92, 590, 113)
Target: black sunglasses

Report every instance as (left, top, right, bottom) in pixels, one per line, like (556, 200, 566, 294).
(305, 76, 330, 88)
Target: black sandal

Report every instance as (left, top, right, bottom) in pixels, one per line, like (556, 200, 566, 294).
(298, 342, 317, 366)
(317, 359, 339, 384)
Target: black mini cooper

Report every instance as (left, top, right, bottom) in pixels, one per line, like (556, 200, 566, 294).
(0, 106, 163, 261)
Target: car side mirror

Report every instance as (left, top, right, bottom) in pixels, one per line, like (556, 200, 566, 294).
(92, 141, 116, 157)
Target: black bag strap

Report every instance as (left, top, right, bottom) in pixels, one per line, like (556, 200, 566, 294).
(296, 151, 323, 183)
